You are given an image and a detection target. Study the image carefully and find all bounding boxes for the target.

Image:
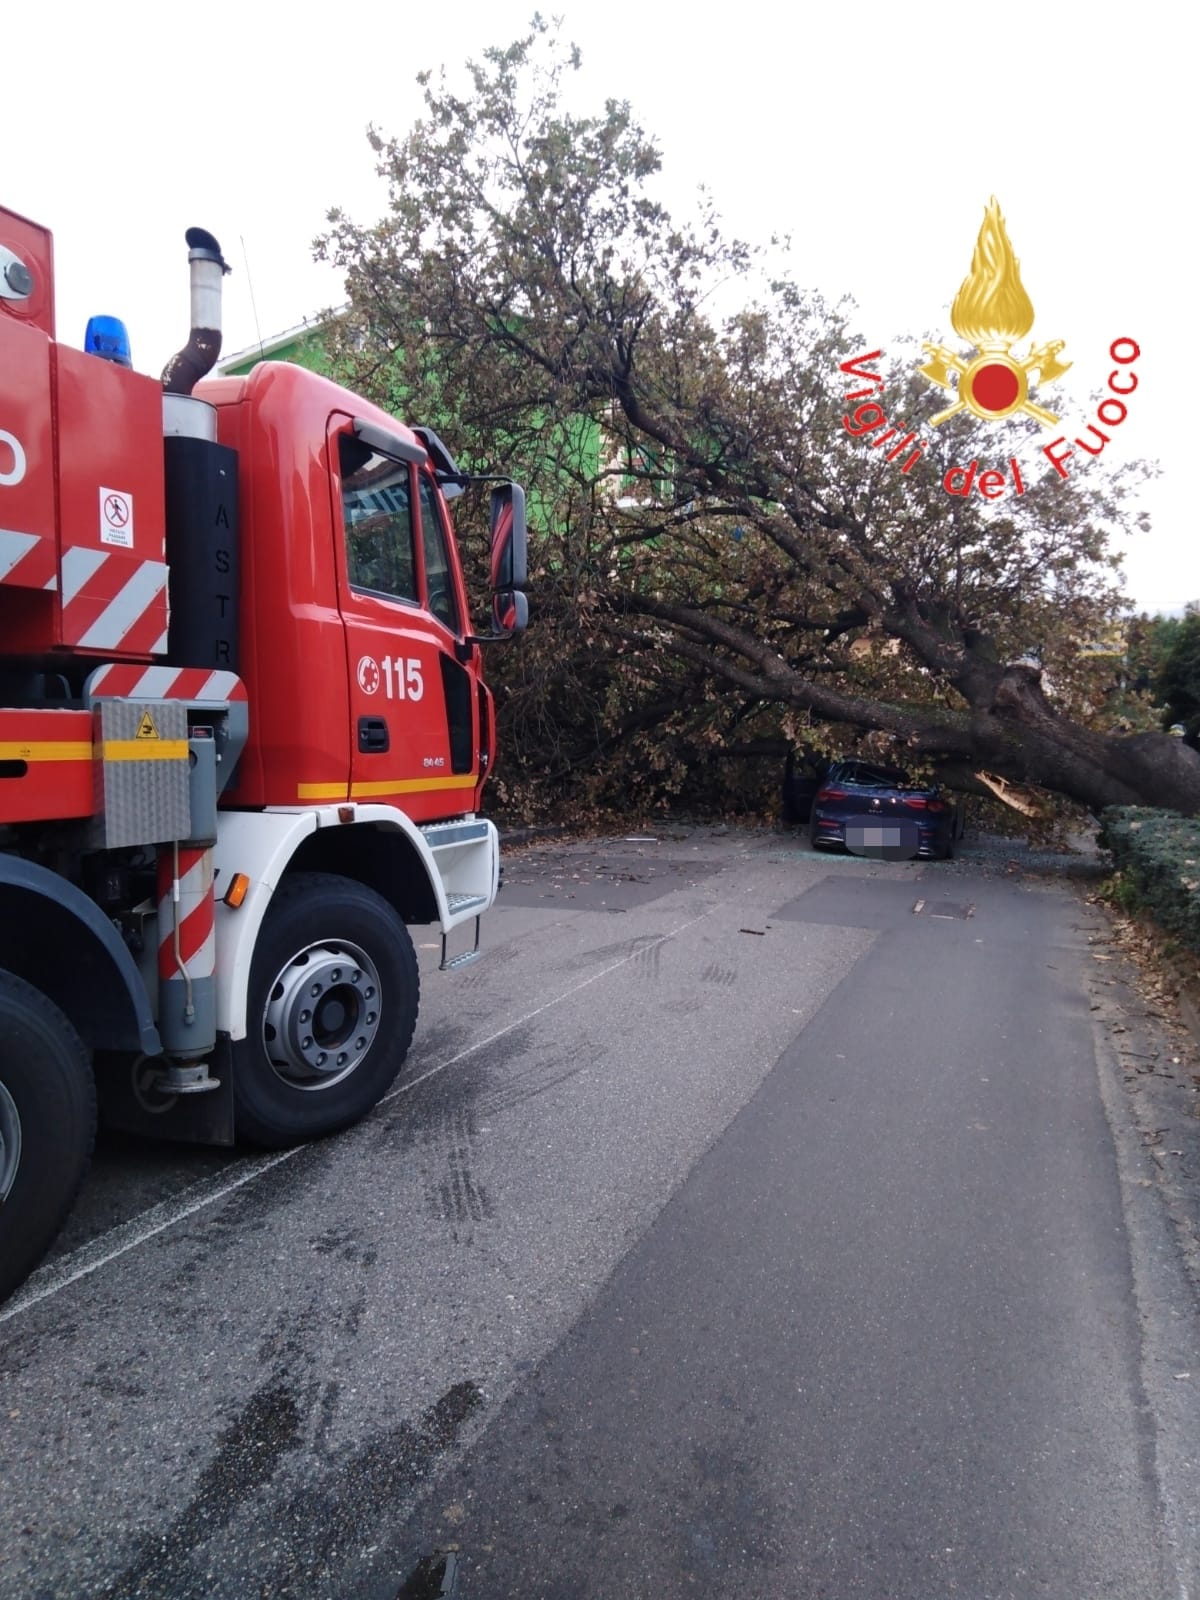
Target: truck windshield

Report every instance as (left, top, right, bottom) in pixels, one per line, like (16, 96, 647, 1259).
(339, 434, 417, 602)
(417, 473, 461, 635)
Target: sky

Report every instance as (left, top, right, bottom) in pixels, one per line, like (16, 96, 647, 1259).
(5, 2, 1189, 611)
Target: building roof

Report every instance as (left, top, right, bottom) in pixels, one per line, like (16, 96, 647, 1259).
(218, 306, 347, 374)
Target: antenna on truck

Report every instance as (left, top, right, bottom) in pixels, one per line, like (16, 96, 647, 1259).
(240, 234, 266, 362)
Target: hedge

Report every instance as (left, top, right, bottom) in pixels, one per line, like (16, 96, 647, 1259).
(1098, 806, 1200, 955)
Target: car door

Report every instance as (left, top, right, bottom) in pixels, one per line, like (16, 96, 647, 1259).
(330, 418, 478, 822)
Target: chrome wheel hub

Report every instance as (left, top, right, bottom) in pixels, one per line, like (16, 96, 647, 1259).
(261, 941, 382, 1091)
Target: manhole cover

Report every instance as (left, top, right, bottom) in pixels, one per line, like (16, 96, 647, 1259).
(914, 899, 975, 920)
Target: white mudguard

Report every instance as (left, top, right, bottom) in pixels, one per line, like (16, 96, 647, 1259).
(212, 806, 498, 1040)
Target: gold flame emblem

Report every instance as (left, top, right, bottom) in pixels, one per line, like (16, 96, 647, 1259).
(919, 198, 1070, 428)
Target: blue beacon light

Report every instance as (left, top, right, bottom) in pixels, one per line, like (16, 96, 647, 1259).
(83, 315, 132, 368)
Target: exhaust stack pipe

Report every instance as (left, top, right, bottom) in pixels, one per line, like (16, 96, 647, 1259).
(161, 228, 230, 396)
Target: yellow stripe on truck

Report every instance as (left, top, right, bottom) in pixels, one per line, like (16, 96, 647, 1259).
(296, 775, 479, 801)
(101, 739, 190, 762)
(0, 741, 93, 763)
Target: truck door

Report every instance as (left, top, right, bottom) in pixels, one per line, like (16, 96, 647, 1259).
(330, 419, 478, 822)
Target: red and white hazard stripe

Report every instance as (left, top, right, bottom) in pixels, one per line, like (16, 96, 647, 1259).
(157, 846, 216, 982)
(60, 546, 168, 654)
(87, 664, 248, 703)
(0, 527, 57, 591)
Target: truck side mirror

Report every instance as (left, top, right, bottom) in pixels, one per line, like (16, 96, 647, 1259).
(489, 483, 527, 593)
(456, 482, 530, 658)
(492, 589, 529, 634)
(488, 483, 527, 637)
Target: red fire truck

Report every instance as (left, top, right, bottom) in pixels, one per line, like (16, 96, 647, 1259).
(0, 205, 527, 1299)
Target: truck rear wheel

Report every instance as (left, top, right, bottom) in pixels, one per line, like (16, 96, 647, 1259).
(0, 971, 97, 1303)
(232, 872, 420, 1147)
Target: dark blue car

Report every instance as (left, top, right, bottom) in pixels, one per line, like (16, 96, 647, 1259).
(810, 760, 957, 859)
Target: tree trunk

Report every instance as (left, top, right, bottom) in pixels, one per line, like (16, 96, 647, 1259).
(978, 666, 1200, 815)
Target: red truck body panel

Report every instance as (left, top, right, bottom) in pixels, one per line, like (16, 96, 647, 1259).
(0, 707, 94, 823)
(1, 206, 167, 660)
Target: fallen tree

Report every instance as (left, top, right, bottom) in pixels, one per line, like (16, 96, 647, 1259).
(318, 21, 1198, 817)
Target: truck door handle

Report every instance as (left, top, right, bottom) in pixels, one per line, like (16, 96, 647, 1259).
(357, 716, 389, 754)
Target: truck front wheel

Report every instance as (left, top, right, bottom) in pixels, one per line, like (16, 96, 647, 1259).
(0, 971, 97, 1303)
(232, 872, 420, 1147)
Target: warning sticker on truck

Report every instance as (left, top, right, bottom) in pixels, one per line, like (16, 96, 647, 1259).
(99, 486, 134, 548)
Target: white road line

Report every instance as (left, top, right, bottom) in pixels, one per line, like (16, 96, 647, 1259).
(0, 1151, 298, 1325)
(1, 908, 711, 1325)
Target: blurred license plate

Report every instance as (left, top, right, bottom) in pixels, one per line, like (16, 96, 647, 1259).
(845, 814, 919, 859)
(848, 823, 901, 847)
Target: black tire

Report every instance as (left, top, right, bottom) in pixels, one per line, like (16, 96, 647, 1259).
(232, 872, 420, 1147)
(0, 971, 96, 1303)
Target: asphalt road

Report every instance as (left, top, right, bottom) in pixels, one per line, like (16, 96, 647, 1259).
(1, 827, 1197, 1599)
